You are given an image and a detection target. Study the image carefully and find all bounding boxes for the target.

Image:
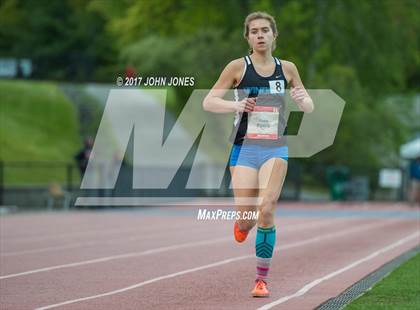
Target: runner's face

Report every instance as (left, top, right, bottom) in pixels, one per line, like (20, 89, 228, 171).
(247, 19, 276, 53)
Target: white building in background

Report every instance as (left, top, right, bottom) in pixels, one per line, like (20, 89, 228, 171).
(0, 58, 32, 78)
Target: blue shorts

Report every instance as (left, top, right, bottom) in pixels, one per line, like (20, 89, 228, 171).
(229, 143, 288, 170)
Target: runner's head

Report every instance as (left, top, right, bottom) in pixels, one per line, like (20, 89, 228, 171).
(243, 12, 278, 55)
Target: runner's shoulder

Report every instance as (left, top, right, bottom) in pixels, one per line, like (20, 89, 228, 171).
(225, 58, 246, 73)
(280, 59, 296, 70)
(222, 58, 246, 83)
(280, 60, 297, 72)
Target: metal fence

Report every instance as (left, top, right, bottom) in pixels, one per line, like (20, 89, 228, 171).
(0, 160, 303, 209)
(0, 161, 78, 207)
(0, 160, 410, 211)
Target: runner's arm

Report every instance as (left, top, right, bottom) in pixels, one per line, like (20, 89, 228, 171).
(286, 61, 314, 113)
(203, 60, 255, 113)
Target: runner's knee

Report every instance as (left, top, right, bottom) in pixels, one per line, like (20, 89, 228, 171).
(237, 219, 257, 231)
(258, 208, 274, 226)
(258, 195, 277, 226)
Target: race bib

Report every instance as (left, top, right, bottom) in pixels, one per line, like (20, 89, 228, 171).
(269, 80, 285, 94)
(246, 106, 279, 140)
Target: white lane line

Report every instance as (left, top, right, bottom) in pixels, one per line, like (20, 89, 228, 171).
(0, 221, 224, 257)
(0, 213, 315, 244)
(1, 227, 148, 243)
(32, 219, 405, 310)
(1, 213, 317, 245)
(1, 221, 203, 244)
(0, 217, 338, 257)
(257, 231, 420, 310)
(1, 243, 100, 257)
(0, 217, 359, 278)
(0, 237, 230, 280)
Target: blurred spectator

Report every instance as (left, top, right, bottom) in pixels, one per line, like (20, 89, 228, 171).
(326, 165, 350, 201)
(409, 157, 420, 205)
(46, 182, 71, 211)
(16, 61, 23, 78)
(74, 137, 93, 176)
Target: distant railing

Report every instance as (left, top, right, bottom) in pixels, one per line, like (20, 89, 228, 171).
(0, 161, 78, 205)
(0, 160, 304, 208)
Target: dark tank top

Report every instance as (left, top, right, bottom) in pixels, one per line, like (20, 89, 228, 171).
(229, 55, 288, 146)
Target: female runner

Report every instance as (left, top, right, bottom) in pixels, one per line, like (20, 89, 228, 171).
(203, 11, 314, 297)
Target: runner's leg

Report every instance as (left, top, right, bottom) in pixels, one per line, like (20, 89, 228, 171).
(230, 165, 258, 232)
(253, 158, 287, 293)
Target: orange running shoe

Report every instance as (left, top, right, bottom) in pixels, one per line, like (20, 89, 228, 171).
(234, 221, 249, 243)
(251, 279, 270, 297)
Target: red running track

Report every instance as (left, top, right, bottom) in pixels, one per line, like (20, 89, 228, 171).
(0, 202, 419, 310)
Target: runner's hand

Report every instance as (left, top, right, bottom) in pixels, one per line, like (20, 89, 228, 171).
(290, 86, 307, 105)
(235, 97, 256, 112)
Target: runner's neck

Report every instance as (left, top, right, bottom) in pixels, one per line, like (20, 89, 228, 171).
(250, 52, 273, 66)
